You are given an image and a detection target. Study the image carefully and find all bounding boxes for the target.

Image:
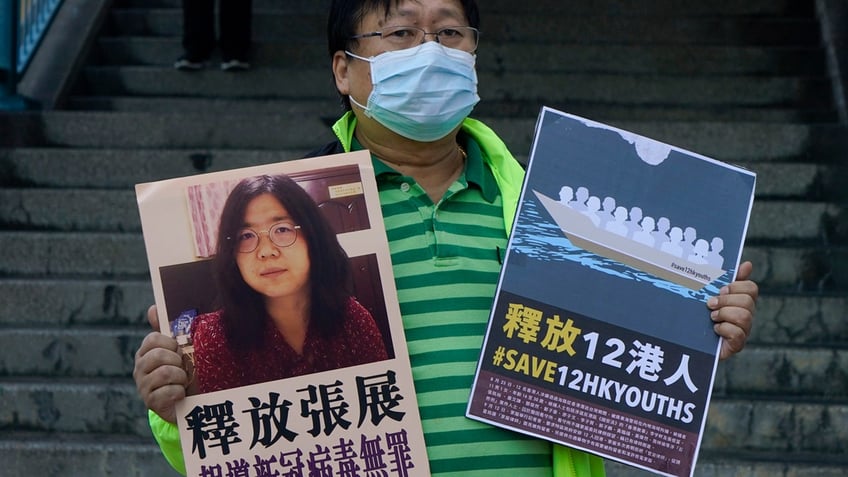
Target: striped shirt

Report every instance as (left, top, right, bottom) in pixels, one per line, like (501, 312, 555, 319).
(361, 135, 554, 476)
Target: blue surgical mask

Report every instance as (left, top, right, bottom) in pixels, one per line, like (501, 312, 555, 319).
(346, 41, 479, 142)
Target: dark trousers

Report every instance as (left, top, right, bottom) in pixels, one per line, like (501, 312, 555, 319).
(182, 0, 253, 60)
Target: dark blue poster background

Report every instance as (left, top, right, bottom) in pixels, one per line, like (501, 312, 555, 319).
(502, 108, 756, 355)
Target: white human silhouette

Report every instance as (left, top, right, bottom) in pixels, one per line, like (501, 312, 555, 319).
(661, 226, 684, 257)
(680, 226, 697, 258)
(559, 185, 574, 205)
(598, 196, 616, 228)
(652, 216, 671, 249)
(569, 186, 589, 211)
(582, 196, 602, 226)
(708, 237, 725, 268)
(688, 239, 709, 264)
(605, 206, 629, 237)
(624, 206, 643, 237)
(633, 216, 656, 247)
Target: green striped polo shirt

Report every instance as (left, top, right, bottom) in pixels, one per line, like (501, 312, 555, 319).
(360, 135, 554, 476)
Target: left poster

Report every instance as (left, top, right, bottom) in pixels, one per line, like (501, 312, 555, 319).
(136, 150, 430, 476)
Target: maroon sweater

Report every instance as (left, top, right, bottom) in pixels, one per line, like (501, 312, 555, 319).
(191, 297, 388, 393)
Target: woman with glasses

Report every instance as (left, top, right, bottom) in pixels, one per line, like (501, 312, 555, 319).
(189, 174, 388, 393)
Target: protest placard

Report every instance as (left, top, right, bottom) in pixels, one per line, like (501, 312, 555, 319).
(137, 150, 429, 476)
(468, 107, 756, 477)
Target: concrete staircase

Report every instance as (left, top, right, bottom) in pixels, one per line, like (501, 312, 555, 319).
(1, 0, 846, 475)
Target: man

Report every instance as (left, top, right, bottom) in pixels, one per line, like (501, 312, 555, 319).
(134, 1, 758, 475)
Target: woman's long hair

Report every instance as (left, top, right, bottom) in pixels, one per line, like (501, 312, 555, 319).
(214, 174, 351, 351)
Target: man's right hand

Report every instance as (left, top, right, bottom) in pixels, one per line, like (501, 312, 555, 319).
(133, 305, 188, 423)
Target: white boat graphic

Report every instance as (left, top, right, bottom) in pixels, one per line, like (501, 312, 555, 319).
(533, 191, 725, 290)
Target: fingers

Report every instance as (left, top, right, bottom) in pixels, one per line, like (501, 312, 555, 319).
(735, 260, 753, 282)
(133, 331, 186, 423)
(141, 374, 187, 424)
(706, 271, 758, 360)
(708, 291, 755, 332)
(134, 332, 180, 374)
(714, 323, 748, 360)
(146, 304, 160, 331)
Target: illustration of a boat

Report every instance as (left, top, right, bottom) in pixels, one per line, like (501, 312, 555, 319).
(533, 191, 726, 290)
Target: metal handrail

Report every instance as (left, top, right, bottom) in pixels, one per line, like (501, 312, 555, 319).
(2, 0, 64, 108)
(18, 0, 63, 74)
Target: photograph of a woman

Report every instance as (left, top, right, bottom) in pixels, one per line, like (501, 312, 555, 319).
(189, 173, 388, 394)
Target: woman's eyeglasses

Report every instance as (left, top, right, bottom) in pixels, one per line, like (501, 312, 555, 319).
(230, 221, 301, 253)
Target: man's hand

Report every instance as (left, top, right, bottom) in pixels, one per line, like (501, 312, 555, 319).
(133, 305, 188, 423)
(707, 261, 758, 360)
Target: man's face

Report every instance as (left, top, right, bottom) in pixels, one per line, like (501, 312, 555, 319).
(335, 0, 471, 130)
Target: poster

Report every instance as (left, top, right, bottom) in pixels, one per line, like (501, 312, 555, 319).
(467, 107, 756, 477)
(137, 151, 429, 476)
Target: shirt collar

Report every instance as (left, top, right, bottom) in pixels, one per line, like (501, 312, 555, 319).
(352, 133, 499, 203)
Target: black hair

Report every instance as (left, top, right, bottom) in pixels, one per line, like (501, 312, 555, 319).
(214, 174, 351, 351)
(327, 0, 480, 109)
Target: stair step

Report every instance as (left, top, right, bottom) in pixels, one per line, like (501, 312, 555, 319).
(0, 111, 336, 149)
(92, 37, 328, 68)
(112, 0, 328, 13)
(750, 163, 846, 199)
(484, 73, 832, 108)
(488, 16, 820, 47)
(0, 232, 148, 278)
(0, 279, 153, 326)
(0, 188, 839, 243)
(7, 148, 841, 191)
(0, 379, 148, 436)
(0, 147, 312, 188)
(2, 381, 845, 455)
(0, 327, 842, 397)
(106, 9, 820, 46)
(1, 432, 843, 477)
(67, 95, 343, 116)
(0, 327, 146, 377)
(463, 0, 816, 16)
(743, 246, 848, 293)
(703, 398, 848, 456)
(483, 118, 848, 163)
(75, 66, 832, 111)
(79, 66, 337, 99)
(5, 147, 836, 197)
(606, 453, 848, 477)
(0, 230, 844, 291)
(748, 200, 843, 243)
(753, 295, 848, 346)
(713, 346, 848, 397)
(2, 436, 845, 477)
(0, 432, 180, 477)
(112, 0, 811, 17)
(0, 286, 844, 347)
(63, 95, 840, 123)
(5, 113, 846, 164)
(107, 10, 322, 42)
(92, 37, 830, 76)
(483, 45, 827, 75)
(0, 189, 139, 231)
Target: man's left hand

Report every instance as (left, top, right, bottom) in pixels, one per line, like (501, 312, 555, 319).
(707, 260, 758, 360)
